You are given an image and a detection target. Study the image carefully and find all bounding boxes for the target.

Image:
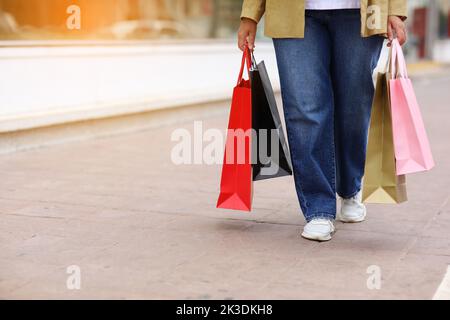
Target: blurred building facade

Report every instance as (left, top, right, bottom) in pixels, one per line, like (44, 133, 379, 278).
(408, 0, 450, 61)
(0, 0, 276, 153)
(0, 0, 247, 40)
(0, 0, 448, 153)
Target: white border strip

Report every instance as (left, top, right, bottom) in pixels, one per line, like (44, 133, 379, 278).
(433, 265, 450, 300)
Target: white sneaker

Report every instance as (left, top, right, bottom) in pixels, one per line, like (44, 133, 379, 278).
(302, 218, 335, 242)
(338, 190, 367, 223)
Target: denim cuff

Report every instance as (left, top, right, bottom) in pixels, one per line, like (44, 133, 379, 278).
(338, 188, 361, 200)
(304, 212, 336, 223)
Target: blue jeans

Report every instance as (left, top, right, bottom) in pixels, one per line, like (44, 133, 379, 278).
(273, 10, 384, 222)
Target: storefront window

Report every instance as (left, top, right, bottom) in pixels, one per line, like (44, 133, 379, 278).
(0, 0, 244, 41)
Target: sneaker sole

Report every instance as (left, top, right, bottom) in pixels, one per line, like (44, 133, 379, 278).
(301, 231, 334, 242)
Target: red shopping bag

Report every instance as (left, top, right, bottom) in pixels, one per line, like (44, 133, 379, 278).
(389, 39, 435, 175)
(217, 48, 253, 211)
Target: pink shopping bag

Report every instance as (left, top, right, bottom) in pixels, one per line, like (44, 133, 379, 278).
(389, 39, 435, 175)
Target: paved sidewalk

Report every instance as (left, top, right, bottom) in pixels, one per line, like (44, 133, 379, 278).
(0, 74, 449, 300)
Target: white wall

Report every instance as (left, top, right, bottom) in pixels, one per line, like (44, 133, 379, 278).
(0, 41, 280, 133)
(434, 39, 450, 63)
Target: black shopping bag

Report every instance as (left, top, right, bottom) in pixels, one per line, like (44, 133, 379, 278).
(250, 54, 293, 181)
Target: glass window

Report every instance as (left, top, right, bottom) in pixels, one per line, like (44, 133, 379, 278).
(0, 0, 245, 41)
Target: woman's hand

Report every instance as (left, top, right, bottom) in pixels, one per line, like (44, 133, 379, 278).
(387, 16, 407, 46)
(238, 18, 257, 51)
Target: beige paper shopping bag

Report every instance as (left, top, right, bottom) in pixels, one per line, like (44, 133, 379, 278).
(362, 72, 407, 204)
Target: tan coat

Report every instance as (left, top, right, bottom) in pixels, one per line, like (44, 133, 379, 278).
(241, 0, 408, 38)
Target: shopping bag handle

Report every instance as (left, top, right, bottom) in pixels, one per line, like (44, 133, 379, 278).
(390, 38, 408, 79)
(250, 50, 258, 70)
(237, 47, 253, 85)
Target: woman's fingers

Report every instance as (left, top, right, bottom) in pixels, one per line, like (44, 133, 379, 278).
(238, 32, 255, 51)
(387, 16, 407, 46)
(237, 18, 257, 51)
(238, 30, 248, 51)
(387, 22, 394, 44)
(395, 26, 407, 45)
(246, 32, 256, 50)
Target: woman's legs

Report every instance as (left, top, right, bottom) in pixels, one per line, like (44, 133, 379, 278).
(273, 10, 383, 222)
(329, 10, 384, 199)
(273, 11, 336, 222)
